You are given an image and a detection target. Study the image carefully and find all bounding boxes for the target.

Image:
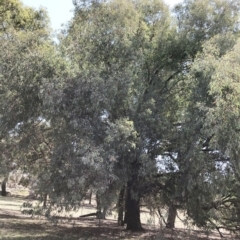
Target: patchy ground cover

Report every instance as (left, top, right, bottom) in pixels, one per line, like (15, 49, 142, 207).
(0, 190, 238, 240)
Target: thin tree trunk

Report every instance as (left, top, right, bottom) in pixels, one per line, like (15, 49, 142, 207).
(96, 191, 101, 218)
(1, 178, 7, 196)
(89, 190, 92, 205)
(125, 180, 143, 231)
(166, 204, 177, 229)
(124, 187, 128, 224)
(102, 207, 107, 219)
(118, 186, 125, 226)
(96, 191, 108, 219)
(43, 194, 47, 208)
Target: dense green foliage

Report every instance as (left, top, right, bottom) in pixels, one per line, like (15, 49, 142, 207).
(0, 0, 50, 32)
(1, 0, 240, 233)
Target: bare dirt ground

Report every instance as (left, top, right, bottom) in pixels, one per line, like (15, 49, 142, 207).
(0, 188, 239, 240)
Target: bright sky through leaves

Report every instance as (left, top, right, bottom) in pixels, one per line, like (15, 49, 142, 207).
(21, 0, 182, 31)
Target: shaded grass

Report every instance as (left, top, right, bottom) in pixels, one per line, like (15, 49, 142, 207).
(0, 195, 238, 240)
(0, 213, 149, 240)
(0, 214, 235, 240)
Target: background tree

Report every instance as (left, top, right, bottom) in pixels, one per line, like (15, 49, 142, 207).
(0, 0, 50, 33)
(150, 0, 240, 230)
(190, 37, 240, 232)
(175, 31, 240, 232)
(0, 0, 69, 198)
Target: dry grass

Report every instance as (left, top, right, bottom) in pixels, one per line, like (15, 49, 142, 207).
(0, 189, 239, 240)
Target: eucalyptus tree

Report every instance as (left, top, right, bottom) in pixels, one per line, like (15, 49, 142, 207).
(177, 2, 240, 232)
(0, 0, 69, 197)
(0, 0, 50, 33)
(185, 36, 240, 232)
(2, 0, 240, 233)
(52, 0, 191, 230)
(174, 0, 240, 57)
(151, 0, 240, 229)
(48, 0, 240, 230)
(162, 21, 240, 231)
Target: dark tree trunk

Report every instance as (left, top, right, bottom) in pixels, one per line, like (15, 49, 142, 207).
(118, 186, 125, 226)
(166, 204, 177, 229)
(125, 181, 143, 231)
(89, 190, 92, 205)
(1, 180, 7, 196)
(102, 207, 107, 219)
(124, 187, 128, 224)
(96, 191, 106, 219)
(96, 191, 101, 218)
(43, 194, 47, 208)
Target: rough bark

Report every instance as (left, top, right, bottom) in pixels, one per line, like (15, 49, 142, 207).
(1, 180, 7, 196)
(118, 186, 125, 226)
(125, 180, 143, 231)
(166, 204, 177, 229)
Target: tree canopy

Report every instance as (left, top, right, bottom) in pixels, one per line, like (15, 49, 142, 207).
(1, 0, 240, 233)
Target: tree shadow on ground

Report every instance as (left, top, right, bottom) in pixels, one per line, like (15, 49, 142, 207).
(155, 227, 237, 240)
(0, 213, 27, 219)
(0, 214, 237, 240)
(0, 237, 62, 240)
(0, 221, 46, 231)
(0, 212, 155, 240)
(0, 196, 26, 202)
(0, 197, 238, 240)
